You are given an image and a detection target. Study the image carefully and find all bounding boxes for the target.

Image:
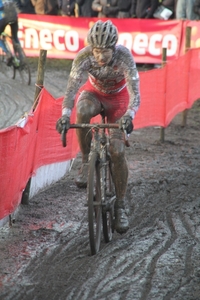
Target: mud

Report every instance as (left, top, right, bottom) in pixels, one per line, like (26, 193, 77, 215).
(0, 59, 200, 300)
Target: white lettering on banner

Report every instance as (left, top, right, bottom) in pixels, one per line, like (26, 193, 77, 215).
(53, 30, 79, 51)
(18, 22, 178, 57)
(162, 34, 177, 56)
(117, 33, 132, 50)
(133, 34, 148, 55)
(18, 24, 79, 51)
(25, 28, 39, 49)
(149, 34, 162, 55)
(118, 32, 178, 56)
(54, 30, 65, 51)
(64, 31, 79, 51)
(40, 29, 52, 50)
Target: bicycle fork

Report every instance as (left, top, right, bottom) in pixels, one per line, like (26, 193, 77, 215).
(100, 161, 107, 202)
(100, 144, 111, 212)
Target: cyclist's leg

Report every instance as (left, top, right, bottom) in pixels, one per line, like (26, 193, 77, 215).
(10, 19, 20, 44)
(109, 130, 129, 234)
(0, 19, 9, 53)
(10, 19, 24, 61)
(109, 131, 128, 201)
(104, 88, 130, 234)
(75, 88, 102, 188)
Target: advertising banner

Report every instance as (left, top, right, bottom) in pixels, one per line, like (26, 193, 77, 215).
(15, 15, 184, 63)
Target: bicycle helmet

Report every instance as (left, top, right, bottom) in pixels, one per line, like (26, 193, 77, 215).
(87, 20, 118, 48)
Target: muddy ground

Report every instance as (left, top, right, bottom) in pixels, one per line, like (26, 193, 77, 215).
(0, 59, 200, 300)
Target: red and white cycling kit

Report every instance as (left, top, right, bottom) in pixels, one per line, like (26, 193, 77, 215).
(62, 44, 140, 122)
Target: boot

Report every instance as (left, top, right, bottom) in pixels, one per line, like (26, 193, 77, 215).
(114, 199, 129, 234)
(75, 163, 88, 188)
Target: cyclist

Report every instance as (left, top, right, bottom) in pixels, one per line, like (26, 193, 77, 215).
(0, 0, 21, 65)
(56, 20, 140, 234)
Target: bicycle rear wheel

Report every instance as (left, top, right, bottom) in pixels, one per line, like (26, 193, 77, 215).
(88, 151, 102, 256)
(102, 160, 115, 243)
(18, 62, 31, 85)
(0, 51, 15, 79)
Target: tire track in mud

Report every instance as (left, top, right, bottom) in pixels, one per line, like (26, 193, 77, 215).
(0, 73, 35, 129)
(1, 162, 200, 300)
(140, 212, 178, 300)
(0, 67, 68, 130)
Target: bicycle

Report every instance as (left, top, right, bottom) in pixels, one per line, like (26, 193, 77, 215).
(61, 112, 129, 255)
(0, 32, 31, 85)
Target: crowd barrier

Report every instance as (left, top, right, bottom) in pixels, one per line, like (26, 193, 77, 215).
(0, 48, 200, 221)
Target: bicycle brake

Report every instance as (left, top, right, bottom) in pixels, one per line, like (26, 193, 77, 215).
(61, 124, 67, 147)
(122, 124, 130, 147)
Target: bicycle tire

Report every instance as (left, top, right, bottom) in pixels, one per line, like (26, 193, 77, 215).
(88, 151, 102, 255)
(0, 51, 15, 79)
(18, 62, 31, 85)
(102, 160, 115, 243)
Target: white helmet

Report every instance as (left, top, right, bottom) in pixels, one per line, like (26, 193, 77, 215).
(87, 20, 118, 48)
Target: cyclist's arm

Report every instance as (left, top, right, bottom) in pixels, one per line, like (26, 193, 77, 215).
(62, 47, 91, 117)
(120, 46, 140, 119)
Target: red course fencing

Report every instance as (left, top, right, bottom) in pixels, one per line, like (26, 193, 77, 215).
(0, 48, 200, 221)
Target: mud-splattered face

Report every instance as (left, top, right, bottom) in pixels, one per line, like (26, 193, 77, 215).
(92, 48, 113, 66)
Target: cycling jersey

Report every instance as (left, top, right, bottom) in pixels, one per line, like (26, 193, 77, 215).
(62, 44, 140, 119)
(76, 78, 129, 122)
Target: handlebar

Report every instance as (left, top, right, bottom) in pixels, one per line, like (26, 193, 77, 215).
(123, 128, 130, 147)
(61, 123, 130, 148)
(69, 123, 119, 129)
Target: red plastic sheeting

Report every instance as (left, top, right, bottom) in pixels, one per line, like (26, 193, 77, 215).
(0, 91, 80, 220)
(0, 49, 200, 220)
(135, 49, 200, 128)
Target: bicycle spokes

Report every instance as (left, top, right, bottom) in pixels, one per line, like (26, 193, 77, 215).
(88, 152, 102, 255)
(102, 162, 115, 243)
(18, 62, 31, 85)
(0, 51, 15, 79)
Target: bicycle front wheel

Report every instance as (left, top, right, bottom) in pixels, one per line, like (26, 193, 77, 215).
(0, 51, 15, 79)
(18, 62, 31, 85)
(102, 160, 115, 243)
(88, 151, 102, 256)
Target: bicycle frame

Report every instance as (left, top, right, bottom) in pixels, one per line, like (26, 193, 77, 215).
(61, 116, 130, 255)
(0, 33, 19, 67)
(0, 32, 31, 85)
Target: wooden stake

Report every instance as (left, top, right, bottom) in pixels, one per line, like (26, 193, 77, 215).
(33, 49, 47, 111)
(160, 48, 167, 143)
(182, 27, 191, 127)
(21, 50, 47, 205)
